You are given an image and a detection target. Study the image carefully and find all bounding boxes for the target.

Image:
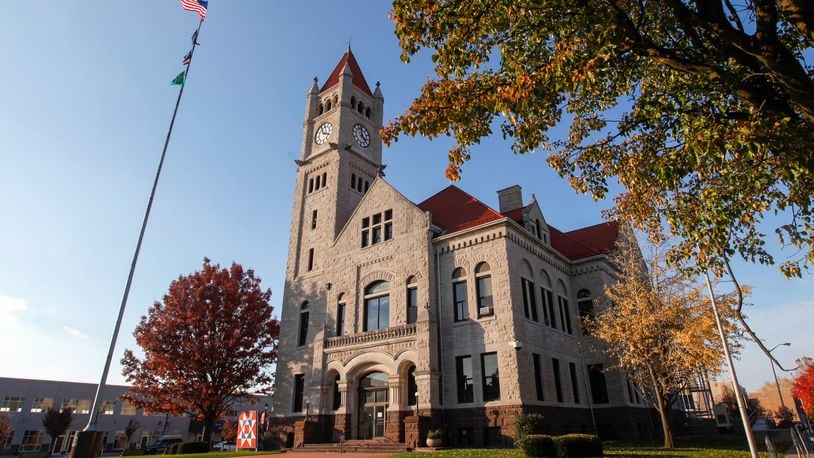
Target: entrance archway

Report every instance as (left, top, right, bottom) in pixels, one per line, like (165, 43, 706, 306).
(358, 372, 388, 439)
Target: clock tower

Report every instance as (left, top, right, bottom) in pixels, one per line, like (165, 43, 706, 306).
(286, 50, 384, 280)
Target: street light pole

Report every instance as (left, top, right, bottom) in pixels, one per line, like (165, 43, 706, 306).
(768, 342, 791, 419)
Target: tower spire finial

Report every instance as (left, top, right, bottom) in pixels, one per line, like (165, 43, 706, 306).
(347, 37, 352, 52)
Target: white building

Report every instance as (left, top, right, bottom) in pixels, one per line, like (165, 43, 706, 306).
(0, 377, 269, 453)
(269, 51, 653, 449)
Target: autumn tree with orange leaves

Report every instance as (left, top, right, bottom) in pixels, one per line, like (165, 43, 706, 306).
(792, 357, 814, 417)
(121, 258, 279, 442)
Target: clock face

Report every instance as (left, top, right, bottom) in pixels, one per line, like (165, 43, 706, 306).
(353, 124, 371, 148)
(315, 122, 333, 145)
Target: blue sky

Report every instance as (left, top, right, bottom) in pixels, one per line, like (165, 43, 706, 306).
(0, 1, 810, 393)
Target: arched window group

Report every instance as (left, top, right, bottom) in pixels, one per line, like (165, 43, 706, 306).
(350, 95, 373, 119)
(308, 172, 328, 194)
(451, 263, 494, 321)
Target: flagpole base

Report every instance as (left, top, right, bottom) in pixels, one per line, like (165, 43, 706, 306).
(69, 431, 104, 458)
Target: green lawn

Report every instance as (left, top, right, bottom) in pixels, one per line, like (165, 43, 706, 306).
(391, 437, 772, 458)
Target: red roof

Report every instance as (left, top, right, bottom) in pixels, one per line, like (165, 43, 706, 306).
(418, 186, 504, 233)
(417, 186, 619, 260)
(320, 50, 373, 96)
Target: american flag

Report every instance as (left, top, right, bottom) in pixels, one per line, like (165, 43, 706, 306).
(180, 0, 208, 21)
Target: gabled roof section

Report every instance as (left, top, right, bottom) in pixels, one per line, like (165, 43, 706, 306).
(320, 50, 373, 96)
(417, 185, 619, 261)
(417, 186, 504, 233)
(549, 221, 620, 260)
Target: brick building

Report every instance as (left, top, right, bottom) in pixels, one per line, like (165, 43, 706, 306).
(269, 51, 652, 449)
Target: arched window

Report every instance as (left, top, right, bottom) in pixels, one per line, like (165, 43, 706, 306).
(406, 276, 418, 324)
(331, 373, 342, 410)
(557, 280, 572, 334)
(452, 268, 468, 322)
(540, 270, 555, 328)
(322, 172, 327, 187)
(351, 96, 357, 108)
(407, 365, 417, 406)
(336, 293, 346, 337)
(334, 95, 339, 105)
(314, 174, 321, 190)
(358, 101, 364, 113)
(363, 281, 390, 331)
(536, 218, 543, 239)
(318, 103, 324, 115)
(475, 262, 493, 316)
(365, 107, 372, 119)
(351, 173, 357, 190)
(326, 99, 332, 110)
(577, 289, 596, 335)
(308, 178, 314, 194)
(298, 301, 309, 346)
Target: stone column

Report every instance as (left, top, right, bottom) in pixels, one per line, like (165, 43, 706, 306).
(333, 381, 353, 441)
(386, 376, 404, 442)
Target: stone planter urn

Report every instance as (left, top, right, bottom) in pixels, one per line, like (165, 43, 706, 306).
(426, 437, 442, 447)
(426, 429, 443, 448)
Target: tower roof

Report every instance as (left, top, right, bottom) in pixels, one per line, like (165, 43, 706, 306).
(320, 50, 373, 96)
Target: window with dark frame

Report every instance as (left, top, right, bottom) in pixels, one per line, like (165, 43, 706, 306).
(311, 210, 317, 229)
(452, 268, 468, 322)
(521, 278, 538, 321)
(533, 353, 545, 401)
(588, 364, 610, 404)
(407, 366, 418, 406)
(552, 358, 563, 402)
(558, 296, 572, 334)
(307, 248, 314, 272)
(332, 376, 341, 410)
(406, 277, 418, 324)
(298, 302, 309, 347)
(351, 173, 356, 190)
(293, 374, 305, 412)
(336, 299, 345, 337)
(456, 355, 474, 403)
(577, 289, 596, 335)
(361, 210, 393, 248)
(475, 263, 493, 316)
(363, 281, 390, 331)
(481, 352, 500, 402)
(569, 362, 580, 404)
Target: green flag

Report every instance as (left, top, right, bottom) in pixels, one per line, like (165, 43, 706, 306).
(171, 71, 186, 86)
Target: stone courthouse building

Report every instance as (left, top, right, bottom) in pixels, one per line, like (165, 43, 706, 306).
(270, 51, 652, 449)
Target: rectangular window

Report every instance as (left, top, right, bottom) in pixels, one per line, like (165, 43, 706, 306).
(101, 400, 116, 415)
(406, 286, 418, 324)
(476, 275, 492, 313)
(293, 374, 305, 412)
(533, 353, 544, 401)
(336, 302, 345, 336)
(384, 210, 393, 241)
(60, 398, 89, 414)
(543, 288, 555, 328)
(588, 364, 609, 404)
(0, 396, 24, 413)
(456, 355, 474, 403)
(521, 278, 538, 321)
(569, 362, 580, 404)
(298, 311, 309, 346)
(361, 217, 369, 247)
(481, 352, 500, 402)
(30, 397, 52, 413)
(120, 401, 136, 416)
(20, 430, 43, 452)
(453, 281, 468, 322)
(552, 358, 563, 402)
(307, 248, 314, 271)
(351, 173, 356, 190)
(558, 296, 572, 334)
(311, 210, 317, 229)
(372, 226, 381, 244)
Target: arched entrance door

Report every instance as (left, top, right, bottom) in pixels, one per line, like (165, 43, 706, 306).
(358, 372, 388, 439)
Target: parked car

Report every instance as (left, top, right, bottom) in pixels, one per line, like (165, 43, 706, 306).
(144, 437, 183, 455)
(212, 440, 236, 451)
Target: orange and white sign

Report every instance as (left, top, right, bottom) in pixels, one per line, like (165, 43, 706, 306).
(237, 410, 257, 450)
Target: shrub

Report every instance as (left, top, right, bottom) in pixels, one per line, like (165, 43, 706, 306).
(515, 413, 546, 448)
(167, 443, 181, 455)
(120, 450, 144, 456)
(426, 429, 443, 439)
(553, 434, 603, 457)
(522, 434, 556, 457)
(176, 442, 209, 454)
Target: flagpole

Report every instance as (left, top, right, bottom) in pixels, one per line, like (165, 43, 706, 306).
(72, 18, 205, 458)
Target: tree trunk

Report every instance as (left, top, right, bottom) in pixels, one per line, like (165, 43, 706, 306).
(656, 399, 674, 448)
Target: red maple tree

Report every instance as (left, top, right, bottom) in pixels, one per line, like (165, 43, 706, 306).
(792, 357, 814, 417)
(121, 258, 279, 441)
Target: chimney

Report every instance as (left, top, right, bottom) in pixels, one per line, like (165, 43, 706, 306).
(497, 185, 523, 213)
